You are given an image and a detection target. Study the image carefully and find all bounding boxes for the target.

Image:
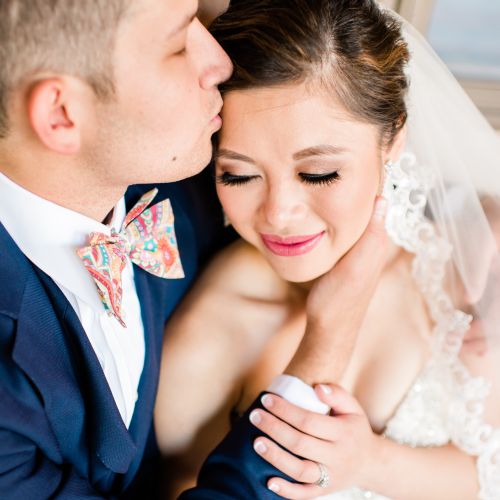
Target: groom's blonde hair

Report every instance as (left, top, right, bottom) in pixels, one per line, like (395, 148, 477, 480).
(0, 0, 130, 138)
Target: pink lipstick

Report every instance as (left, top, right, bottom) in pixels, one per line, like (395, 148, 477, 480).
(260, 231, 325, 257)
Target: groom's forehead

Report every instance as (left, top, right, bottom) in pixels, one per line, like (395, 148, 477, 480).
(115, 0, 199, 53)
(127, 0, 199, 28)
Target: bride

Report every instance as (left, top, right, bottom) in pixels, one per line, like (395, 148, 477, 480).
(154, 0, 500, 498)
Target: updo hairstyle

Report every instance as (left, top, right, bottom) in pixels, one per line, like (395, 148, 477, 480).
(210, 0, 410, 148)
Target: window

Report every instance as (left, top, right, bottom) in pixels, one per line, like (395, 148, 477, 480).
(428, 0, 500, 82)
(394, 0, 500, 128)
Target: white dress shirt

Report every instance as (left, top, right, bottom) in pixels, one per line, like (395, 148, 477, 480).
(0, 172, 145, 428)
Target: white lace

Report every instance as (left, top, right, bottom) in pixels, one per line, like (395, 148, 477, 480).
(317, 153, 500, 500)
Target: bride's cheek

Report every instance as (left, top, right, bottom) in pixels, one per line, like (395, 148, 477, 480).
(329, 193, 377, 257)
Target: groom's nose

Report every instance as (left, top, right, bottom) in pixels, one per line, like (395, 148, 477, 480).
(192, 18, 234, 90)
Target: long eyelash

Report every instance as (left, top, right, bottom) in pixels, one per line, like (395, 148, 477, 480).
(215, 173, 257, 186)
(299, 171, 340, 186)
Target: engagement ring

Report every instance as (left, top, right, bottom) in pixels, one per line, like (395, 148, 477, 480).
(315, 462, 330, 489)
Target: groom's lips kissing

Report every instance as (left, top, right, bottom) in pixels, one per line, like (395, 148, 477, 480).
(210, 99, 224, 130)
(210, 114, 222, 130)
(260, 231, 325, 257)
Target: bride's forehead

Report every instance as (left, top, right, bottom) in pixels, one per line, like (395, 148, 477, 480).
(221, 88, 364, 135)
(220, 94, 377, 156)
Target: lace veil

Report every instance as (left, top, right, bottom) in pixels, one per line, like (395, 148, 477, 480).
(382, 10, 500, 497)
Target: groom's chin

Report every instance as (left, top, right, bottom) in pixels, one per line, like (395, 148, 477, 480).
(189, 134, 216, 173)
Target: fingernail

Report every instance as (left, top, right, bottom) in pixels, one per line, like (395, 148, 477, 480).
(374, 197, 388, 221)
(261, 394, 274, 408)
(269, 482, 280, 493)
(249, 409, 262, 425)
(319, 384, 332, 394)
(254, 439, 267, 454)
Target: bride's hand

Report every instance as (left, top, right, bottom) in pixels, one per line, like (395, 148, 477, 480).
(306, 197, 388, 328)
(286, 197, 389, 384)
(250, 385, 382, 499)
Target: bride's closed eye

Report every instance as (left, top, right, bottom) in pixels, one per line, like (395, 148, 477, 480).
(215, 171, 341, 187)
(215, 172, 259, 186)
(299, 171, 341, 186)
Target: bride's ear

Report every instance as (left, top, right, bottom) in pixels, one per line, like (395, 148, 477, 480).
(385, 125, 407, 164)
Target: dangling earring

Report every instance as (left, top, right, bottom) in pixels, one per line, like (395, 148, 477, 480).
(383, 158, 396, 190)
(382, 159, 396, 194)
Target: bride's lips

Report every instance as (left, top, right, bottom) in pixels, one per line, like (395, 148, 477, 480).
(260, 231, 325, 257)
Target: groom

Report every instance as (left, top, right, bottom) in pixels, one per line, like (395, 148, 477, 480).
(0, 0, 388, 498)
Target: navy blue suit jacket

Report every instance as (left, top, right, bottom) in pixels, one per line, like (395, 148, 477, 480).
(0, 173, 286, 499)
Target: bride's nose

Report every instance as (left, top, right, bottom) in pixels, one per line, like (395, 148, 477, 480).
(261, 180, 308, 229)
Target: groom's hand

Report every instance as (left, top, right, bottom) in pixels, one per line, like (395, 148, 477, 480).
(285, 196, 389, 385)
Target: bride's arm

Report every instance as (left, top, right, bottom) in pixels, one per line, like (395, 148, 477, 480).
(368, 440, 478, 499)
(154, 240, 287, 497)
(285, 198, 390, 385)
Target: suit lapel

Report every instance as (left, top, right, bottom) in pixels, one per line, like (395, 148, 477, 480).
(31, 269, 139, 473)
(6, 244, 138, 475)
(1, 211, 145, 478)
(0, 223, 86, 460)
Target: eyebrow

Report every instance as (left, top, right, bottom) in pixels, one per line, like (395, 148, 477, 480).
(292, 145, 347, 161)
(215, 144, 347, 165)
(214, 149, 256, 165)
(166, 11, 197, 39)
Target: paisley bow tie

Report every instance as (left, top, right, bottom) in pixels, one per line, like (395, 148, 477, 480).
(77, 188, 184, 327)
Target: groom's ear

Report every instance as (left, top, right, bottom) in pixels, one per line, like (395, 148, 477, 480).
(28, 76, 89, 155)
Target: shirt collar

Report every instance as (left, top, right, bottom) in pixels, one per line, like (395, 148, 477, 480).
(0, 172, 126, 313)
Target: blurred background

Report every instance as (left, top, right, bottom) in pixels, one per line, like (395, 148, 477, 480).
(198, 0, 500, 132)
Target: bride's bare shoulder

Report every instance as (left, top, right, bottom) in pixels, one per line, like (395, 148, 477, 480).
(199, 238, 289, 303)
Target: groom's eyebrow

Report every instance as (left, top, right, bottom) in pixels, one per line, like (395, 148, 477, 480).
(167, 11, 197, 39)
(214, 149, 256, 164)
(293, 145, 347, 160)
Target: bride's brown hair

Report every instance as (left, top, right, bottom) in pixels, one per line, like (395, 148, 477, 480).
(210, 0, 410, 147)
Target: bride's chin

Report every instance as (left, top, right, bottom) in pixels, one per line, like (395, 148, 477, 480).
(271, 263, 332, 285)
